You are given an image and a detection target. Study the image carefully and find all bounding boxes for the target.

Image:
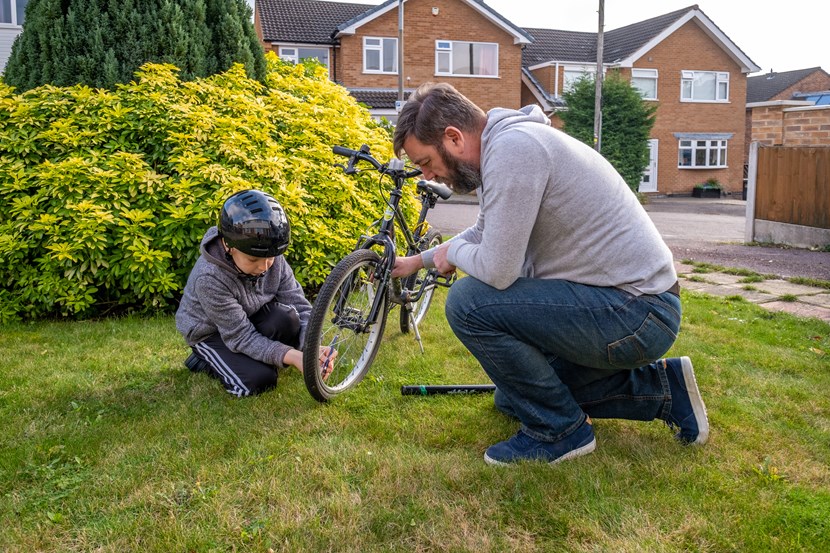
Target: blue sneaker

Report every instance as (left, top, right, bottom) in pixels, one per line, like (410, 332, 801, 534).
(663, 357, 709, 445)
(484, 420, 596, 466)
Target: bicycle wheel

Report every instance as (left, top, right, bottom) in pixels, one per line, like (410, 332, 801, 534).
(303, 249, 389, 402)
(400, 229, 443, 333)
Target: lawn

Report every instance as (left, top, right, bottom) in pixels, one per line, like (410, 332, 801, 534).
(1, 289, 829, 552)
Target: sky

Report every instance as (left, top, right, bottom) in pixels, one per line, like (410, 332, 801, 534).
(315, 0, 830, 76)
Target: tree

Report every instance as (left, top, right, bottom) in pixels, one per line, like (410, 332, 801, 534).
(3, 0, 265, 92)
(560, 72, 657, 192)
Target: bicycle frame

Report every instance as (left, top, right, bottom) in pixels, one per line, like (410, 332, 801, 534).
(333, 145, 452, 332)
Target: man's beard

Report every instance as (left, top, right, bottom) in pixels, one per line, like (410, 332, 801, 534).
(435, 142, 482, 195)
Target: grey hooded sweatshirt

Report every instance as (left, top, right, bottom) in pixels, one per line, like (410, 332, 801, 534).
(436, 105, 676, 295)
(175, 226, 311, 367)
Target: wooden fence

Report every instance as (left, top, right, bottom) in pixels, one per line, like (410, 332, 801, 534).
(745, 144, 830, 247)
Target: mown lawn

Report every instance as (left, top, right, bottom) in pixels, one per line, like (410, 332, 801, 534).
(1, 289, 828, 552)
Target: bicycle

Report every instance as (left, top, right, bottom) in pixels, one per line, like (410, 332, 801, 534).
(302, 144, 455, 402)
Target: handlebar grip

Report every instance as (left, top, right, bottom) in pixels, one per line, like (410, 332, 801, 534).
(332, 146, 356, 157)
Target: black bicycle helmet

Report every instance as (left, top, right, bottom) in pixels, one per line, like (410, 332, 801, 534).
(219, 190, 290, 257)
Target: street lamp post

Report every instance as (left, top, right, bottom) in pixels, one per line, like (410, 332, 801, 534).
(594, 0, 605, 152)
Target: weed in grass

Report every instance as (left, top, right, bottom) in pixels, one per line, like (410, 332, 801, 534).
(742, 285, 757, 291)
(725, 295, 746, 302)
(687, 275, 707, 283)
(753, 457, 787, 483)
(779, 294, 799, 302)
(739, 275, 765, 284)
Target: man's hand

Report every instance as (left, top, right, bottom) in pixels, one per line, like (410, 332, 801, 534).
(392, 254, 423, 278)
(432, 243, 457, 276)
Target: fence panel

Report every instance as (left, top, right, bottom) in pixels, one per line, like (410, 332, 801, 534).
(755, 146, 830, 230)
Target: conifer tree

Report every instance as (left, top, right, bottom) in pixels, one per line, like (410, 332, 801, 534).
(3, 0, 264, 91)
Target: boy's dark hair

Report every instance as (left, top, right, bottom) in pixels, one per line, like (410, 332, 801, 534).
(393, 83, 486, 157)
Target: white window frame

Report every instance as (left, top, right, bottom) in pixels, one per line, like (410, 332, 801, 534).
(680, 70, 729, 102)
(363, 37, 398, 74)
(631, 68, 658, 100)
(434, 40, 499, 78)
(678, 138, 728, 168)
(278, 46, 330, 68)
(562, 65, 595, 93)
(0, 0, 27, 26)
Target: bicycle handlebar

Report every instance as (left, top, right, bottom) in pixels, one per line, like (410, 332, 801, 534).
(333, 144, 421, 179)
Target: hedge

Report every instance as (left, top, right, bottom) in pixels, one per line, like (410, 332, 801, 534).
(0, 53, 408, 322)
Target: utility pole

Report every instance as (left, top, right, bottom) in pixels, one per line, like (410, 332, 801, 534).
(398, 0, 404, 103)
(593, 0, 605, 152)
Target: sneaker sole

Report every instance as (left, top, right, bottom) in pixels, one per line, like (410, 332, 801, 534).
(680, 356, 709, 445)
(483, 437, 597, 467)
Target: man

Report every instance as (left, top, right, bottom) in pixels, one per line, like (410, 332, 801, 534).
(391, 83, 708, 466)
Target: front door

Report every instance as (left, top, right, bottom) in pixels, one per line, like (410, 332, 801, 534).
(639, 139, 658, 193)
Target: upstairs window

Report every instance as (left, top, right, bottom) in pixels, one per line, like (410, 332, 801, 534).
(435, 40, 498, 77)
(681, 70, 729, 102)
(632, 68, 658, 100)
(364, 37, 397, 74)
(278, 47, 329, 68)
(562, 65, 594, 93)
(0, 0, 27, 25)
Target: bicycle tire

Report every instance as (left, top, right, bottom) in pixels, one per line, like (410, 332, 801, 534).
(303, 249, 389, 402)
(400, 229, 443, 333)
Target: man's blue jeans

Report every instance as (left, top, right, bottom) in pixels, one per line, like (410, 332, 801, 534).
(445, 277, 682, 443)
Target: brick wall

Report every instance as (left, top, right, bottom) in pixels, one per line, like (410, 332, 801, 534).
(751, 103, 830, 146)
(335, 0, 524, 110)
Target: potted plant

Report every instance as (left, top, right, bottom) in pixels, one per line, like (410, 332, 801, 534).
(693, 178, 722, 198)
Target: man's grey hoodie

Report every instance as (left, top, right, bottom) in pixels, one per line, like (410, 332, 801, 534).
(175, 226, 311, 367)
(438, 105, 676, 296)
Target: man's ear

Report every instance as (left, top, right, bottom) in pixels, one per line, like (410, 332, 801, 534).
(442, 126, 466, 155)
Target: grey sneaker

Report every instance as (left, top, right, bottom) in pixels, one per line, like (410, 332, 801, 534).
(663, 357, 709, 445)
(184, 352, 210, 374)
(484, 419, 596, 466)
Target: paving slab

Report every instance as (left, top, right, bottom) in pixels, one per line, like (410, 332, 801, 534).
(798, 293, 830, 309)
(762, 301, 830, 322)
(750, 279, 828, 297)
(693, 273, 746, 286)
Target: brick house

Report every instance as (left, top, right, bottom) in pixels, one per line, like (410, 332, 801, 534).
(256, 0, 760, 196)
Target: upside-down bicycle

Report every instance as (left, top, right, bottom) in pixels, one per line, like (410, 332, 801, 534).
(301, 144, 455, 402)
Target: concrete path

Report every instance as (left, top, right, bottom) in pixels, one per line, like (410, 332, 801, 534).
(428, 195, 830, 324)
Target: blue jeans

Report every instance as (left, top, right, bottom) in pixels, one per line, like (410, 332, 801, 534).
(445, 277, 681, 442)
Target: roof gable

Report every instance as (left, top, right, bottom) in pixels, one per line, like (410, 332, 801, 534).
(524, 5, 760, 74)
(747, 67, 830, 103)
(333, 0, 532, 44)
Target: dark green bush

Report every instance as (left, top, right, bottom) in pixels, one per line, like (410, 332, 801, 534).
(0, 53, 405, 322)
(560, 72, 657, 192)
(4, 0, 265, 92)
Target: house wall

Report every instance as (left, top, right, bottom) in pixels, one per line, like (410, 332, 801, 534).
(628, 20, 747, 196)
(750, 103, 830, 146)
(0, 26, 24, 72)
(334, 0, 524, 111)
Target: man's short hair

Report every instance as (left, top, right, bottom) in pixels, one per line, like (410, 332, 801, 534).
(393, 82, 486, 157)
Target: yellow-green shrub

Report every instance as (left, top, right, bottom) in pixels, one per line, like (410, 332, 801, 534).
(0, 53, 406, 322)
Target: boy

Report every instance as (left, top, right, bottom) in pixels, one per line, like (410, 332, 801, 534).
(176, 189, 332, 396)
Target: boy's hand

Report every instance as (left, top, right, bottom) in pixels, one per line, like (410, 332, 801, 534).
(319, 346, 338, 380)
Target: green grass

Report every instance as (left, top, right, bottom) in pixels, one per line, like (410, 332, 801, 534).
(2, 289, 829, 552)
